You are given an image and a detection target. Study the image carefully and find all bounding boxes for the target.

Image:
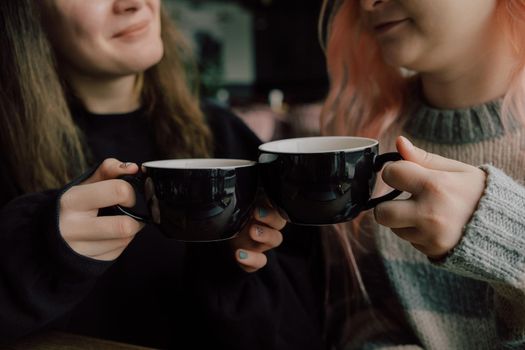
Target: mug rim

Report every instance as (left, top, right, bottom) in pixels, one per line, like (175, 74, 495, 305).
(258, 136, 378, 154)
(142, 158, 256, 170)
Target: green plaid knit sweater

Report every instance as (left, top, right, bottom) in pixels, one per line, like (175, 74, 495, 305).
(344, 98, 525, 349)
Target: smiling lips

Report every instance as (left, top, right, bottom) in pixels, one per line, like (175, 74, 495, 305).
(374, 18, 409, 34)
(113, 20, 149, 38)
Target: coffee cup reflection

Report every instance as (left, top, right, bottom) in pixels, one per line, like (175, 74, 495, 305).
(119, 159, 258, 242)
(144, 176, 161, 225)
(258, 136, 402, 225)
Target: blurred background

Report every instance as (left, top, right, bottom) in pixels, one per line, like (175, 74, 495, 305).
(163, 0, 328, 141)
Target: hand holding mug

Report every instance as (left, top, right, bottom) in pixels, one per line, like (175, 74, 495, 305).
(231, 205, 286, 273)
(118, 159, 259, 242)
(374, 136, 487, 259)
(232, 135, 404, 273)
(59, 158, 145, 261)
(258, 136, 403, 225)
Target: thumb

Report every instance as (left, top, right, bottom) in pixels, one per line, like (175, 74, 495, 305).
(396, 136, 467, 172)
(83, 158, 139, 185)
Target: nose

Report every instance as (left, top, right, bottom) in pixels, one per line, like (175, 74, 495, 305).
(360, 0, 388, 11)
(114, 0, 144, 14)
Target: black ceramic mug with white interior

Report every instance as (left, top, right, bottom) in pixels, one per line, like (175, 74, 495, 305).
(258, 136, 402, 225)
(118, 159, 258, 242)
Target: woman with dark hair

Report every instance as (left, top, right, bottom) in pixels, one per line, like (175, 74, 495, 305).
(0, 0, 317, 348)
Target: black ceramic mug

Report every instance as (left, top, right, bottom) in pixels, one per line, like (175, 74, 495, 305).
(258, 136, 402, 225)
(118, 159, 259, 242)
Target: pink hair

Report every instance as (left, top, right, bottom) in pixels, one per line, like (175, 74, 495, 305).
(320, 0, 525, 139)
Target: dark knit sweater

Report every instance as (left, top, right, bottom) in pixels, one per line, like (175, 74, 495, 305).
(0, 102, 324, 349)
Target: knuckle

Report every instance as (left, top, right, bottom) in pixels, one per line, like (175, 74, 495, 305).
(102, 158, 118, 167)
(99, 158, 117, 176)
(422, 150, 434, 165)
(421, 209, 441, 228)
(59, 189, 76, 210)
(114, 180, 134, 203)
(122, 236, 134, 247)
(374, 204, 389, 225)
(115, 216, 137, 237)
(420, 175, 442, 195)
(435, 171, 452, 189)
(422, 201, 444, 222)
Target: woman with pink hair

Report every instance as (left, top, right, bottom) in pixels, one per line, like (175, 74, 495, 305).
(323, 0, 525, 347)
(240, 0, 525, 348)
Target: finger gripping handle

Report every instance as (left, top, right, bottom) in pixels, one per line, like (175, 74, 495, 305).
(363, 152, 403, 210)
(116, 172, 152, 224)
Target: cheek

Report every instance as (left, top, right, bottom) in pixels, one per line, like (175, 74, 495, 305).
(50, 27, 113, 77)
(54, 7, 108, 56)
(150, 0, 161, 10)
(59, 29, 106, 70)
(148, 0, 162, 20)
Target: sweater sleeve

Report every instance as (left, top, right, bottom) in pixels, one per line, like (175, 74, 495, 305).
(182, 224, 325, 350)
(0, 169, 111, 344)
(436, 165, 525, 347)
(341, 307, 424, 350)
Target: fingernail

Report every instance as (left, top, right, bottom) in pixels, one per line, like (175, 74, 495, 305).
(119, 162, 133, 169)
(255, 225, 264, 237)
(238, 250, 248, 260)
(258, 207, 268, 218)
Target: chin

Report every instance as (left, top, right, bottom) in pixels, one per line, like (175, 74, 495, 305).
(380, 49, 419, 70)
(118, 42, 164, 73)
(379, 39, 424, 70)
(383, 56, 410, 69)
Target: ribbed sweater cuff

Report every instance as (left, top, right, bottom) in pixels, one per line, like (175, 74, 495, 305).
(50, 164, 112, 278)
(438, 165, 525, 287)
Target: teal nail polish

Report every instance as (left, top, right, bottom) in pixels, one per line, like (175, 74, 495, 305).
(258, 207, 268, 218)
(239, 250, 248, 260)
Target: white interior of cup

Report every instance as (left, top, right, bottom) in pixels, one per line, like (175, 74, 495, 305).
(142, 159, 256, 169)
(258, 136, 378, 154)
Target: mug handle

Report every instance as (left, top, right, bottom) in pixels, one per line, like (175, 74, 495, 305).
(362, 152, 403, 210)
(115, 173, 152, 224)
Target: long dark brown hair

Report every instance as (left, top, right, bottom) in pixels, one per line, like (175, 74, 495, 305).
(0, 0, 85, 193)
(0, 0, 212, 194)
(143, 10, 212, 160)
